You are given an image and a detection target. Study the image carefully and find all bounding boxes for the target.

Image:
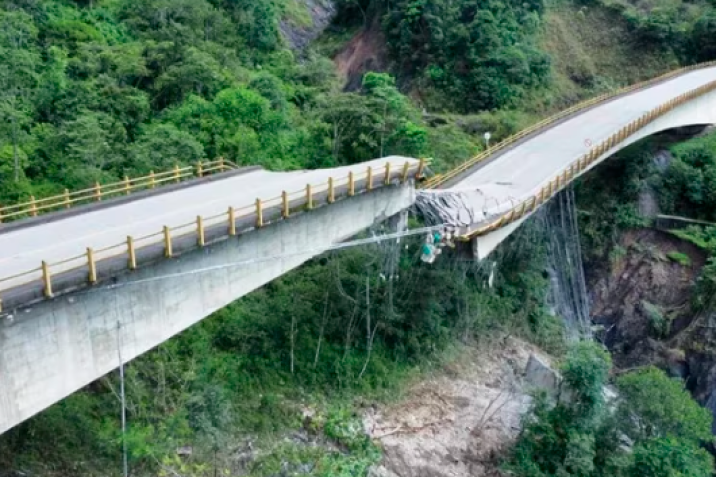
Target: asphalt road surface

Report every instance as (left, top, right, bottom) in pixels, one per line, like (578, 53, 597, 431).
(0, 157, 418, 293)
(426, 65, 716, 225)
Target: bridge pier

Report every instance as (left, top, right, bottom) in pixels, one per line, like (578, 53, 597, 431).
(0, 184, 415, 435)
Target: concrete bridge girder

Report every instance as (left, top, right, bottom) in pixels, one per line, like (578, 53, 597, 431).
(0, 184, 415, 435)
(471, 88, 716, 260)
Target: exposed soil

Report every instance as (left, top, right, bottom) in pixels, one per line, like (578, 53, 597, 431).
(334, 19, 388, 91)
(588, 227, 716, 430)
(590, 229, 706, 372)
(364, 338, 552, 477)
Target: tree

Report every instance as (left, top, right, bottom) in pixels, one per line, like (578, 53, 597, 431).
(508, 347, 714, 477)
(615, 367, 712, 444)
(693, 13, 716, 62)
(629, 437, 712, 477)
(560, 342, 612, 425)
(53, 111, 128, 187)
(127, 123, 204, 174)
(381, 0, 550, 112)
(507, 342, 612, 477)
(0, 9, 41, 182)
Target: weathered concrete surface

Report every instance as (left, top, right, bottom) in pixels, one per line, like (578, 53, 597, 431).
(0, 183, 414, 435)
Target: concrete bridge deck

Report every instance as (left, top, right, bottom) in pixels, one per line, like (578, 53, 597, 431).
(0, 157, 420, 310)
(419, 64, 716, 258)
(3, 61, 716, 435)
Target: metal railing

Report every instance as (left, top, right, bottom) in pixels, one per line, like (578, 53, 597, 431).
(458, 64, 716, 240)
(0, 159, 427, 311)
(423, 60, 716, 190)
(0, 159, 237, 223)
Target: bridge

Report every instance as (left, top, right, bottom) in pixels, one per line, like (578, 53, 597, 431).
(418, 61, 716, 258)
(1, 60, 716, 434)
(0, 157, 422, 434)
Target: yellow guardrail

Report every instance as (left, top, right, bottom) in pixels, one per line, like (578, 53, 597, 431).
(453, 61, 716, 240)
(0, 158, 238, 223)
(0, 159, 427, 311)
(423, 60, 716, 190)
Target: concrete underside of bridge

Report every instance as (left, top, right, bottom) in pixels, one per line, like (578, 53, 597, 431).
(0, 184, 415, 435)
(469, 88, 716, 260)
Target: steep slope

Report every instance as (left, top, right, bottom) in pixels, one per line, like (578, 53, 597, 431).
(539, 0, 680, 109)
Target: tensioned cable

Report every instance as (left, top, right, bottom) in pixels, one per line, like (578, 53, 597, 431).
(67, 224, 449, 295)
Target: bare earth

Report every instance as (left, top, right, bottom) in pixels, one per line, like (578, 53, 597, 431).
(364, 338, 552, 477)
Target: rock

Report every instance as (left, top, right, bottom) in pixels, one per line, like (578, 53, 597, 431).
(176, 445, 193, 456)
(638, 185, 660, 218)
(368, 465, 401, 477)
(280, 0, 336, 50)
(652, 149, 673, 172)
(524, 354, 561, 395)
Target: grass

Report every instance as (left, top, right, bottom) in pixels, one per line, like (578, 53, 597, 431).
(667, 251, 692, 266)
(534, 0, 679, 112)
(278, 0, 314, 28)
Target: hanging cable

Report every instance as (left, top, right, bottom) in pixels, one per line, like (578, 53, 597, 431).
(116, 321, 128, 477)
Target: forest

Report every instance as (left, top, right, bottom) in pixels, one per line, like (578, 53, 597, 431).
(2, 0, 716, 475)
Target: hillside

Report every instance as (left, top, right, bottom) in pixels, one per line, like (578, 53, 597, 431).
(539, 0, 680, 108)
(1, 0, 716, 476)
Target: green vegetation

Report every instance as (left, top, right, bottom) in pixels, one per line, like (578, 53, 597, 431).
(654, 132, 716, 308)
(0, 216, 562, 475)
(330, 0, 716, 114)
(2, 0, 716, 475)
(381, 0, 550, 112)
(667, 250, 692, 266)
(657, 132, 716, 221)
(642, 300, 670, 337)
(508, 344, 713, 477)
(540, 0, 680, 109)
(0, 0, 485, 207)
(576, 139, 654, 263)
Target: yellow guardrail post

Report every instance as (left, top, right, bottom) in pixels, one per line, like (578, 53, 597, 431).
(197, 216, 205, 246)
(306, 184, 313, 210)
(228, 207, 236, 236)
(0, 206, 3, 223)
(256, 198, 263, 227)
(63, 189, 70, 208)
(95, 182, 102, 202)
(367, 166, 373, 190)
(87, 247, 97, 284)
(401, 161, 410, 183)
(30, 196, 38, 217)
(164, 226, 173, 257)
(127, 236, 137, 270)
(174, 165, 181, 183)
(348, 171, 355, 196)
(124, 176, 130, 195)
(416, 158, 425, 179)
(42, 261, 53, 297)
(282, 191, 290, 218)
(197, 161, 203, 178)
(328, 177, 335, 203)
(150, 171, 156, 189)
(384, 162, 391, 185)
(219, 157, 225, 171)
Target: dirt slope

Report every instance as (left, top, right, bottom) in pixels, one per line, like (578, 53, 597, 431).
(365, 338, 552, 477)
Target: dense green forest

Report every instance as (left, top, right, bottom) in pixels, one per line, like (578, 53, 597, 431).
(2, 0, 716, 475)
(509, 343, 714, 477)
(0, 0, 482, 207)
